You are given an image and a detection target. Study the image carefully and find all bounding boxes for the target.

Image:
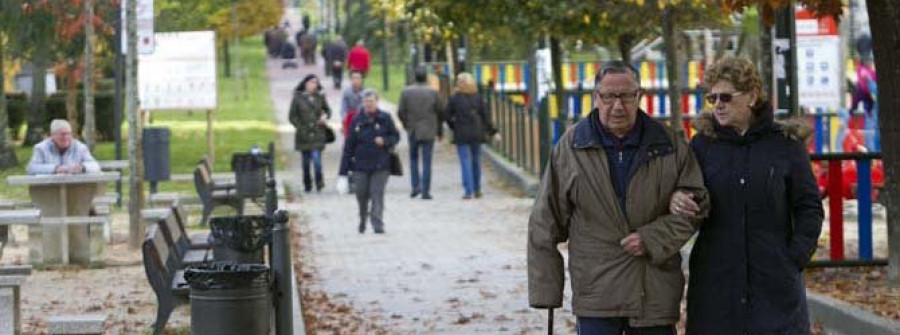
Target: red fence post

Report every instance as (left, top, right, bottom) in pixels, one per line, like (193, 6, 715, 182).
(828, 159, 844, 261)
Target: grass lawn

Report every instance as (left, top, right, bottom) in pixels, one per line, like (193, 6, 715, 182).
(0, 35, 282, 202)
(366, 63, 407, 105)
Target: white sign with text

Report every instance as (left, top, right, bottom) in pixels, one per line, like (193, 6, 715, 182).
(138, 31, 217, 110)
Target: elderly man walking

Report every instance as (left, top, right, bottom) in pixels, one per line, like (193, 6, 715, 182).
(27, 119, 100, 175)
(398, 66, 442, 199)
(527, 61, 708, 335)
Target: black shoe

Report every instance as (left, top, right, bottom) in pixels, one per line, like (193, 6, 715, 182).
(358, 222, 365, 234)
(410, 189, 421, 198)
(316, 182, 325, 192)
(374, 228, 385, 234)
(474, 191, 483, 199)
(421, 194, 433, 200)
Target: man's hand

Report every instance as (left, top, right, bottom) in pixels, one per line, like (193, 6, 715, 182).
(70, 163, 84, 173)
(669, 190, 699, 217)
(54, 165, 69, 174)
(374, 136, 385, 147)
(620, 233, 645, 257)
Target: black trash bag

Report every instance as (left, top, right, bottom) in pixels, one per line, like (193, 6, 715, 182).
(184, 261, 269, 290)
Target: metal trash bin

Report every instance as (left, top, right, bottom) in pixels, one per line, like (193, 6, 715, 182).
(231, 152, 269, 199)
(143, 127, 171, 193)
(185, 262, 271, 335)
(209, 215, 271, 264)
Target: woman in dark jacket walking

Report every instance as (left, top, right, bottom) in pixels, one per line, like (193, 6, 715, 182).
(671, 57, 823, 334)
(338, 89, 400, 234)
(289, 74, 332, 192)
(445, 72, 496, 199)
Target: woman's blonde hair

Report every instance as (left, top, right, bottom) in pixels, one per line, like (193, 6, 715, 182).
(703, 57, 767, 106)
(455, 72, 478, 94)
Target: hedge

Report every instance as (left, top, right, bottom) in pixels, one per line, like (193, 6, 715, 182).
(5, 91, 119, 141)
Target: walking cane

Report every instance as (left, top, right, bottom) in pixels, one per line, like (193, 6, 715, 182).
(547, 308, 554, 335)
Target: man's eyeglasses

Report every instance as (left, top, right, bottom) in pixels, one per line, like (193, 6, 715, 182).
(597, 91, 640, 105)
(705, 92, 744, 104)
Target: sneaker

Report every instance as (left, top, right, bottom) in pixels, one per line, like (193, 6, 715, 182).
(410, 189, 421, 198)
(421, 194, 433, 200)
(462, 194, 473, 200)
(474, 191, 483, 199)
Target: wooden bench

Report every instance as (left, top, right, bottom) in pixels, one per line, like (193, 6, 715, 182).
(171, 205, 211, 249)
(142, 209, 211, 266)
(141, 224, 190, 335)
(194, 162, 241, 225)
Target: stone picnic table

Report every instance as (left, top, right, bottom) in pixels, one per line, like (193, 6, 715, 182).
(6, 172, 120, 266)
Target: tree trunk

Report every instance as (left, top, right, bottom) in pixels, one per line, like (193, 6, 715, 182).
(126, 0, 145, 250)
(618, 33, 634, 63)
(758, 14, 773, 102)
(24, 47, 49, 145)
(83, 0, 96, 149)
(0, 37, 17, 170)
(65, 71, 79, 136)
(663, 6, 684, 137)
(223, 39, 231, 78)
(550, 36, 567, 126)
(867, 0, 900, 284)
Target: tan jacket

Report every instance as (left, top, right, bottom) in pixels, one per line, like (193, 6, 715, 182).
(528, 111, 708, 327)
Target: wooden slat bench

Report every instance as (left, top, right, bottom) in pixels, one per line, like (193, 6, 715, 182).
(193, 162, 241, 225)
(141, 224, 190, 335)
(142, 209, 210, 266)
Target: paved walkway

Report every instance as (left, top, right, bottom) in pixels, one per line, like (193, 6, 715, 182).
(269, 9, 575, 334)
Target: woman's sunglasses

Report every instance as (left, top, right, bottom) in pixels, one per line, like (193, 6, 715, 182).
(705, 92, 744, 104)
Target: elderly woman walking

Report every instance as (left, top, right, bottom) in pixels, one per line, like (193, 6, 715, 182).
(289, 74, 332, 193)
(671, 57, 823, 335)
(338, 89, 400, 234)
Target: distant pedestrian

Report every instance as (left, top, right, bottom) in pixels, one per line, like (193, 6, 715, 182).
(300, 33, 317, 65)
(851, 58, 877, 115)
(444, 72, 496, 199)
(347, 40, 371, 76)
(321, 38, 334, 77)
(339, 90, 400, 234)
(265, 27, 286, 58)
(279, 43, 298, 69)
(328, 37, 349, 89)
(289, 74, 332, 192)
(341, 71, 366, 137)
(398, 65, 442, 200)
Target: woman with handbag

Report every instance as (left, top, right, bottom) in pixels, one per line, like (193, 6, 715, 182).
(289, 74, 333, 193)
(445, 72, 497, 200)
(338, 89, 400, 234)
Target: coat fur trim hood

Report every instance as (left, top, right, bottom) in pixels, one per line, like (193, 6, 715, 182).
(691, 112, 813, 143)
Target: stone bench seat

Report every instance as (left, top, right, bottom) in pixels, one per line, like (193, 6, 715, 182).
(0, 209, 41, 225)
(48, 314, 107, 335)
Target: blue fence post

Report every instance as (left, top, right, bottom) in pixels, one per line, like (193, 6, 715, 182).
(499, 64, 507, 91)
(857, 159, 873, 260)
(815, 115, 825, 154)
(523, 65, 531, 93)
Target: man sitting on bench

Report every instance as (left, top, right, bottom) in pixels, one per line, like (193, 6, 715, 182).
(26, 119, 100, 175)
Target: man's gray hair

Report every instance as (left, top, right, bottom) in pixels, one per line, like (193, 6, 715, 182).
(50, 119, 72, 134)
(594, 60, 641, 88)
(362, 89, 379, 100)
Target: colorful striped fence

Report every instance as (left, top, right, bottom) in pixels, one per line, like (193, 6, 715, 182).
(808, 152, 885, 267)
(423, 60, 707, 92)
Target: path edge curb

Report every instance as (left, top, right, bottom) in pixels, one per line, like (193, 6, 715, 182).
(807, 290, 900, 335)
(482, 145, 540, 198)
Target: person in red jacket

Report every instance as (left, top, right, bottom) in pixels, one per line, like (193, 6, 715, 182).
(347, 40, 371, 76)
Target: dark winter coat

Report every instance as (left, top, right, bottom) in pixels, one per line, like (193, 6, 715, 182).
(529, 110, 709, 327)
(328, 40, 348, 66)
(338, 110, 400, 175)
(289, 90, 332, 152)
(445, 93, 496, 144)
(686, 103, 823, 335)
